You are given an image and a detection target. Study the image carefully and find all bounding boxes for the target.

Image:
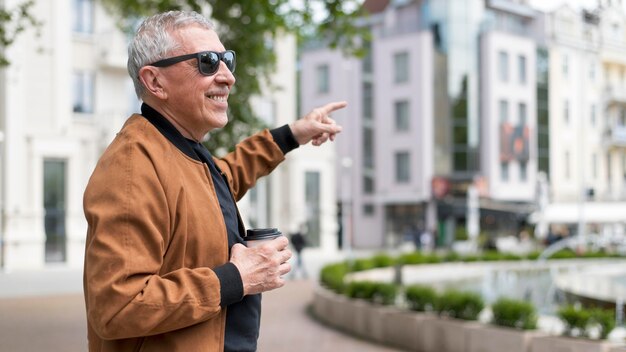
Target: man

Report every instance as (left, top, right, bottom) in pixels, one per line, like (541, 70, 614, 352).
(83, 10, 346, 352)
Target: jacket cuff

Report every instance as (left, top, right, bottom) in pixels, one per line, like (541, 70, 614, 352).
(214, 262, 244, 307)
(270, 124, 299, 155)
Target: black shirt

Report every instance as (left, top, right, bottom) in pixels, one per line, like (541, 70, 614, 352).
(141, 103, 298, 351)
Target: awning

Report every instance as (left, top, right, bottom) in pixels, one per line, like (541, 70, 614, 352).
(530, 202, 626, 224)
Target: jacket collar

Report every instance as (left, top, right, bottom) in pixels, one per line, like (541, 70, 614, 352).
(140, 103, 200, 161)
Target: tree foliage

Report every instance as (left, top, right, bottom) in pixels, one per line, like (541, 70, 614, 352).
(0, 0, 42, 66)
(99, 0, 369, 155)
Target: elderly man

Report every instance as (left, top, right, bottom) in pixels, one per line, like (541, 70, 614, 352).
(83, 10, 346, 352)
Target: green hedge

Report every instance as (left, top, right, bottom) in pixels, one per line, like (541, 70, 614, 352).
(346, 281, 398, 305)
(435, 290, 484, 320)
(491, 298, 537, 330)
(405, 284, 437, 312)
(558, 305, 615, 339)
(319, 249, 621, 338)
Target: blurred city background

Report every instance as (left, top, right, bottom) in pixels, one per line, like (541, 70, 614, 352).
(2, 0, 626, 350)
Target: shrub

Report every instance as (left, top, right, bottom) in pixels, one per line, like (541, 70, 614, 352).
(398, 252, 440, 265)
(558, 305, 591, 337)
(350, 258, 376, 272)
(589, 308, 615, 339)
(436, 290, 484, 320)
(557, 305, 616, 339)
(491, 298, 537, 330)
(346, 281, 398, 305)
(371, 253, 396, 268)
(405, 284, 438, 312)
(320, 262, 349, 293)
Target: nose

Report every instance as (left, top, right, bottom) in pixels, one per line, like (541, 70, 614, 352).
(215, 61, 236, 86)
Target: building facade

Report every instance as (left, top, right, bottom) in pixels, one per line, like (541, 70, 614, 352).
(300, 0, 626, 249)
(537, 0, 626, 237)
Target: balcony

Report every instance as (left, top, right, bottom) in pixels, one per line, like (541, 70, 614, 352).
(604, 124, 626, 147)
(605, 85, 626, 105)
(96, 31, 129, 71)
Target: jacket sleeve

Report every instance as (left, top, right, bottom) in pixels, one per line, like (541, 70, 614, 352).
(83, 136, 226, 340)
(215, 126, 298, 200)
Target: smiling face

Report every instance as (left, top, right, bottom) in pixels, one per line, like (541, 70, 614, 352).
(141, 25, 236, 141)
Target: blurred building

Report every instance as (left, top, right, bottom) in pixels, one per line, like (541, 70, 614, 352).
(0, 1, 329, 270)
(535, 0, 626, 237)
(300, 0, 626, 249)
(0, 0, 133, 269)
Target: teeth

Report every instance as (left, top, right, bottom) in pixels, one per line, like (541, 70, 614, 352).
(208, 95, 227, 102)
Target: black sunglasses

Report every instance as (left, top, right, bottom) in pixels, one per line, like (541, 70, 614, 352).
(149, 50, 236, 76)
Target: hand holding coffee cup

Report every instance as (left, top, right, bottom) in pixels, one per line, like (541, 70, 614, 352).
(229, 229, 292, 296)
(245, 228, 283, 247)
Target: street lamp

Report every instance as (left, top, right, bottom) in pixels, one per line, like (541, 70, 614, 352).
(340, 157, 353, 260)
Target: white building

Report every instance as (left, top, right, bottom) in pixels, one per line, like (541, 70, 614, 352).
(0, 1, 332, 270)
(538, 0, 626, 237)
(0, 0, 132, 269)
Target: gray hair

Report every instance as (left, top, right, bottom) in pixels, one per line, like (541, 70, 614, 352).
(127, 11, 215, 98)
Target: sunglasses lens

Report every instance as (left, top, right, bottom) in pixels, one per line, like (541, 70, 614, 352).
(199, 52, 220, 75)
(223, 51, 236, 73)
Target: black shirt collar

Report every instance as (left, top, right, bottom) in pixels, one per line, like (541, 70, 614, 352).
(140, 103, 200, 161)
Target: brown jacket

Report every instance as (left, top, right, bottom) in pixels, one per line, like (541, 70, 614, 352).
(83, 114, 286, 351)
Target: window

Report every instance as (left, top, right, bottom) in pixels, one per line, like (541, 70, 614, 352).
(44, 159, 67, 263)
(518, 102, 527, 126)
(621, 108, 626, 126)
(622, 152, 626, 180)
(606, 152, 613, 184)
(564, 100, 569, 124)
(565, 151, 571, 179)
(394, 100, 410, 131)
(73, 71, 95, 114)
(589, 62, 596, 81)
(520, 161, 527, 181)
(562, 54, 569, 77)
(363, 204, 375, 216)
(499, 51, 509, 82)
(518, 55, 526, 84)
(73, 0, 94, 34)
(394, 52, 409, 84)
(591, 104, 596, 126)
(499, 100, 508, 123)
(395, 151, 410, 183)
(593, 153, 598, 179)
(363, 175, 374, 194)
(316, 64, 329, 94)
(501, 162, 509, 181)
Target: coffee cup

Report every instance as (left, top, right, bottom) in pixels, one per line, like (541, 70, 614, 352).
(245, 227, 283, 248)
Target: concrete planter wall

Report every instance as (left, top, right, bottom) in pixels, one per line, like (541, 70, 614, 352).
(531, 336, 624, 352)
(382, 310, 438, 352)
(467, 324, 548, 352)
(312, 285, 626, 352)
(420, 317, 481, 352)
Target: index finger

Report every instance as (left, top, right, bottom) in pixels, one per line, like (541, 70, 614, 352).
(320, 101, 348, 114)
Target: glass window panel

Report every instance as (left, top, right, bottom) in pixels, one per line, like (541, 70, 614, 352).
(499, 51, 509, 82)
(395, 100, 410, 131)
(394, 52, 409, 84)
(395, 151, 410, 183)
(316, 64, 329, 94)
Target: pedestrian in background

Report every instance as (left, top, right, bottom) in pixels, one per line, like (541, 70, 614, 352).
(290, 224, 309, 279)
(83, 10, 346, 352)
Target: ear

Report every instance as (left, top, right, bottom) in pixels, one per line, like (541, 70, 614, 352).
(138, 66, 168, 100)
